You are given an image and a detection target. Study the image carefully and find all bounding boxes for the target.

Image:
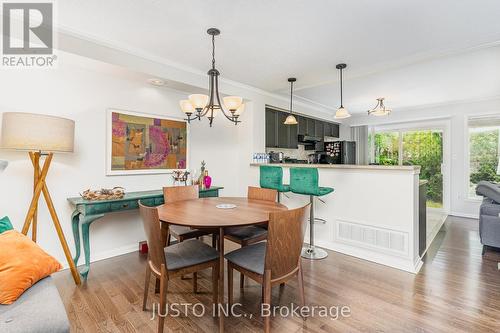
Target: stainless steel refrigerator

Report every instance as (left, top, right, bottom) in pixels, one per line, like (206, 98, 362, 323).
(324, 141, 357, 164)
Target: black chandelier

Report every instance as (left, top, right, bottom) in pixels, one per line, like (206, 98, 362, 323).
(179, 28, 244, 127)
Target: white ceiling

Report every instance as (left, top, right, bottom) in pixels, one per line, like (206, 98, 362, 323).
(57, 0, 500, 113)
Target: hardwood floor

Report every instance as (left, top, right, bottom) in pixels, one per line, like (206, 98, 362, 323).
(53, 216, 500, 332)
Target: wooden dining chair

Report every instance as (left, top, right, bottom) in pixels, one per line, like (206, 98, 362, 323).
(139, 201, 219, 333)
(225, 204, 310, 333)
(163, 185, 218, 248)
(224, 186, 277, 288)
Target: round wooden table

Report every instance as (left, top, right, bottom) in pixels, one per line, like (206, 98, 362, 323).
(157, 197, 287, 333)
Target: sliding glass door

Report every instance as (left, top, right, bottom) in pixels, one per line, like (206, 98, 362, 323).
(402, 130, 443, 208)
(371, 128, 445, 209)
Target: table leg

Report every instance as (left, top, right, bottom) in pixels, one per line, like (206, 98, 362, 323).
(71, 211, 81, 267)
(219, 227, 225, 333)
(80, 214, 104, 280)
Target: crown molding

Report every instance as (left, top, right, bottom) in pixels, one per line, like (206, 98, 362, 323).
(55, 25, 334, 117)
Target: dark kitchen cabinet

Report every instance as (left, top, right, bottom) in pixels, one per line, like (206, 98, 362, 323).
(265, 107, 339, 148)
(265, 109, 277, 148)
(306, 118, 315, 136)
(314, 120, 324, 138)
(277, 112, 289, 148)
(289, 122, 298, 148)
(297, 116, 307, 136)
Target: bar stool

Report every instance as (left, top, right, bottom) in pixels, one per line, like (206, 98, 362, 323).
(259, 165, 290, 202)
(290, 167, 334, 260)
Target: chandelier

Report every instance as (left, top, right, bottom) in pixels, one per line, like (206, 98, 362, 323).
(368, 98, 392, 116)
(179, 28, 244, 127)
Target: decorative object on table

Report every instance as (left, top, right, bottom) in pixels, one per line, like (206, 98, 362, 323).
(367, 97, 392, 116)
(80, 187, 125, 201)
(198, 160, 206, 188)
(0, 159, 7, 172)
(284, 78, 298, 125)
(0, 230, 62, 304)
(334, 63, 352, 119)
(0, 112, 81, 285)
(0, 216, 13, 234)
(216, 203, 237, 209)
(178, 28, 246, 127)
(107, 109, 187, 175)
(203, 169, 212, 189)
(172, 170, 190, 186)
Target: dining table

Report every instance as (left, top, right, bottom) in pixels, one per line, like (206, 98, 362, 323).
(157, 196, 288, 333)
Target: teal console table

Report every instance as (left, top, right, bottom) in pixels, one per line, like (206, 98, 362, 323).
(67, 186, 223, 279)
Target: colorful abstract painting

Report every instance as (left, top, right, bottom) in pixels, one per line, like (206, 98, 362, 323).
(107, 110, 187, 175)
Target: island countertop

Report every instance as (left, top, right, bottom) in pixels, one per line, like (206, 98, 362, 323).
(250, 163, 420, 173)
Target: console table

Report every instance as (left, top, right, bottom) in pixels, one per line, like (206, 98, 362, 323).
(67, 186, 223, 279)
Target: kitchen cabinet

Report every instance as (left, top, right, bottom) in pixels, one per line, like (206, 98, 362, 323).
(277, 112, 289, 148)
(265, 108, 339, 148)
(265, 109, 277, 148)
(314, 120, 324, 138)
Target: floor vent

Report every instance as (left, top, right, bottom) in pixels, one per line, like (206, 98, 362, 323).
(337, 220, 408, 255)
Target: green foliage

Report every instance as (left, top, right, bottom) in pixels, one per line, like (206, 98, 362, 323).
(469, 129, 500, 191)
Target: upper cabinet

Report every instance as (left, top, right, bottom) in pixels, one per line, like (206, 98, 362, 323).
(265, 107, 339, 148)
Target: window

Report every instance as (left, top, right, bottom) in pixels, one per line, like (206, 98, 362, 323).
(467, 116, 500, 199)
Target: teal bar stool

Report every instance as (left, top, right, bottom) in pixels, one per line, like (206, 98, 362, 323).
(259, 165, 290, 202)
(290, 167, 334, 260)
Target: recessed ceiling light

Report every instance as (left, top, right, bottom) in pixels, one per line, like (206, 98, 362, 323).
(148, 78, 165, 86)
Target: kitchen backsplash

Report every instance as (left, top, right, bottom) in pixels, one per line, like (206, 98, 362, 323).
(265, 145, 310, 160)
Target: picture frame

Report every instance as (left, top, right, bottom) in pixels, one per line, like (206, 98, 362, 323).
(106, 108, 189, 176)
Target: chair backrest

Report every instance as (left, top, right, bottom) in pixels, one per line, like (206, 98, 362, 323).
(259, 165, 284, 191)
(290, 167, 319, 195)
(138, 201, 166, 275)
(265, 204, 310, 280)
(248, 186, 277, 202)
(163, 185, 199, 203)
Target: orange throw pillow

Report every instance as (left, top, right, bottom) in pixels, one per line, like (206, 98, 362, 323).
(0, 230, 62, 304)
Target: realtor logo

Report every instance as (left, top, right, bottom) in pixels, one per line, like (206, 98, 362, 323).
(2, 2, 56, 67)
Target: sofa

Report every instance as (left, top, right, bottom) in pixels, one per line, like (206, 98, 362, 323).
(476, 181, 500, 253)
(0, 276, 69, 333)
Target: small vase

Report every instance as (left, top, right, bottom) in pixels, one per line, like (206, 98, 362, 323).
(203, 170, 212, 189)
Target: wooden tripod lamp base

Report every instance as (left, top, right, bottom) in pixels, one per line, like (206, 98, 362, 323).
(1, 112, 80, 285)
(21, 152, 81, 285)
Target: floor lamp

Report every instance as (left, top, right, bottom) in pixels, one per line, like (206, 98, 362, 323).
(1, 112, 81, 285)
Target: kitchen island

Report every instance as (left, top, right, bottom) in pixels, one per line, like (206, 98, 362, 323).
(250, 163, 423, 273)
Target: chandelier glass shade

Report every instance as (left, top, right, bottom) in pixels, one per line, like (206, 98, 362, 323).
(179, 28, 243, 127)
(334, 63, 351, 119)
(368, 98, 392, 116)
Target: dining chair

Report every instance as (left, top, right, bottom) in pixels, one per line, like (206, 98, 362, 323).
(139, 201, 220, 333)
(225, 204, 310, 333)
(224, 186, 277, 288)
(163, 185, 218, 248)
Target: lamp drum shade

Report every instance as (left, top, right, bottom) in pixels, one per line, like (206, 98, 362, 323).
(1, 112, 75, 152)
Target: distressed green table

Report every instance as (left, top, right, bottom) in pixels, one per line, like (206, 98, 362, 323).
(67, 186, 223, 279)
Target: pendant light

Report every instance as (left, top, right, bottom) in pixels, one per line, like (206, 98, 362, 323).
(334, 63, 351, 119)
(284, 77, 298, 125)
(179, 28, 244, 127)
(368, 97, 392, 116)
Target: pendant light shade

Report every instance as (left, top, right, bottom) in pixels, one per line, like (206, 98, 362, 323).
(334, 63, 351, 119)
(368, 97, 391, 116)
(284, 77, 298, 125)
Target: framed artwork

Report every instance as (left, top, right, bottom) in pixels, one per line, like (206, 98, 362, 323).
(106, 109, 188, 175)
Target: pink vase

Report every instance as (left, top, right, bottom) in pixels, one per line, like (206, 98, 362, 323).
(203, 175, 212, 189)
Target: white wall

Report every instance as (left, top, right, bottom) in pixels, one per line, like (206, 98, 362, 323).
(0, 50, 345, 267)
(346, 97, 500, 218)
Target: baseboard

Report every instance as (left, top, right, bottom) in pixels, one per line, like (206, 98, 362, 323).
(450, 211, 479, 219)
(60, 243, 139, 270)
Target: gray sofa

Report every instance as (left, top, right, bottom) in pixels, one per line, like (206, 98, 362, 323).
(476, 181, 500, 253)
(0, 276, 69, 333)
